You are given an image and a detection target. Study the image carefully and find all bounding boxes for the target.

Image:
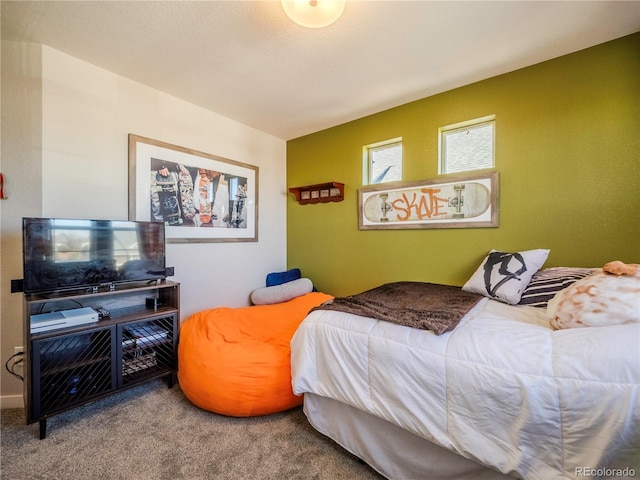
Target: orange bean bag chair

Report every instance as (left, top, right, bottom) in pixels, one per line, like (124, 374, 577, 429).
(177, 291, 333, 416)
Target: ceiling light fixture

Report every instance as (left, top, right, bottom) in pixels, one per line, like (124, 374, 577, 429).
(281, 0, 346, 28)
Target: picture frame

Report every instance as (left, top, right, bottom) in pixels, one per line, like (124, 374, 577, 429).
(129, 134, 258, 243)
(358, 171, 499, 230)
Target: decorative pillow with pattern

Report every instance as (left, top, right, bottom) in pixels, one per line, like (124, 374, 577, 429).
(518, 267, 596, 308)
(462, 249, 550, 305)
(548, 269, 640, 329)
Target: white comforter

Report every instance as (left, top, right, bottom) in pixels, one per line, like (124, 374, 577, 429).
(291, 298, 640, 480)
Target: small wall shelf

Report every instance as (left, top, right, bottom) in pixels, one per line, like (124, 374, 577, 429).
(289, 182, 344, 205)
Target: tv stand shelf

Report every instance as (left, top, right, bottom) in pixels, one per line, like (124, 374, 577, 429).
(23, 280, 180, 439)
(24, 280, 171, 302)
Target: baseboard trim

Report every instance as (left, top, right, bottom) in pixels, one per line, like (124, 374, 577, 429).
(1, 394, 24, 410)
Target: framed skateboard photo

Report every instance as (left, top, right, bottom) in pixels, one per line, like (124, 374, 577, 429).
(129, 134, 258, 243)
(358, 171, 499, 230)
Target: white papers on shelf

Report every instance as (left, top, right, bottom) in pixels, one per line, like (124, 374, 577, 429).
(123, 324, 168, 349)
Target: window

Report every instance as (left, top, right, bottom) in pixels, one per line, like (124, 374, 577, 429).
(439, 116, 495, 174)
(363, 138, 402, 185)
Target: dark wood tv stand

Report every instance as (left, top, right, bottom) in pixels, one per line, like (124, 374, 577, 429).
(23, 280, 180, 439)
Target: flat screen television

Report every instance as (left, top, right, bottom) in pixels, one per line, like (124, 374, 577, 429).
(22, 217, 166, 294)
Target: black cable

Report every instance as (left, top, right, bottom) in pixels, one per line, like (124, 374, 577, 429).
(5, 352, 24, 381)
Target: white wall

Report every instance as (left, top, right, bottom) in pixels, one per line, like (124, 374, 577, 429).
(1, 43, 288, 406)
(1, 42, 44, 409)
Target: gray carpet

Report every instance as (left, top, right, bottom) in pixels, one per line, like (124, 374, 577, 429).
(1, 380, 384, 480)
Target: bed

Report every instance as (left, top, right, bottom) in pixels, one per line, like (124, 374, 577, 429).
(290, 255, 640, 480)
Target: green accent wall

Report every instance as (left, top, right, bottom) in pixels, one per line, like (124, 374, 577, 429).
(287, 33, 640, 297)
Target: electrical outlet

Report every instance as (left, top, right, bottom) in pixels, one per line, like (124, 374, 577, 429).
(13, 347, 24, 372)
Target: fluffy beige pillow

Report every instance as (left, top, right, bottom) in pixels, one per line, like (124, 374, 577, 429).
(250, 278, 313, 305)
(547, 269, 640, 330)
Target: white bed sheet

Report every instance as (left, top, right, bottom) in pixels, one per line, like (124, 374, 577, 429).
(291, 298, 640, 480)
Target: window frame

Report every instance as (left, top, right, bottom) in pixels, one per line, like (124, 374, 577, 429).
(362, 137, 402, 185)
(438, 115, 495, 175)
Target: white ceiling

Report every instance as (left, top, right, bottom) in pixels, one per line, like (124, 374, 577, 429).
(2, 1, 639, 140)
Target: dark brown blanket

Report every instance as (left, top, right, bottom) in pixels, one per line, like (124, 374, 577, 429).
(312, 281, 483, 335)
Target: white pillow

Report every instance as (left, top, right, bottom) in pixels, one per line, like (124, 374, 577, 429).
(462, 249, 550, 305)
(547, 269, 640, 329)
(250, 278, 313, 305)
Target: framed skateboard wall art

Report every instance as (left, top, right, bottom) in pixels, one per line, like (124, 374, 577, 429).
(358, 171, 499, 230)
(129, 134, 258, 243)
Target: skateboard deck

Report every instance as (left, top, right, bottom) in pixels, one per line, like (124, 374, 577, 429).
(149, 173, 162, 222)
(155, 172, 183, 226)
(231, 183, 247, 228)
(198, 174, 212, 224)
(363, 181, 491, 224)
(177, 165, 196, 221)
